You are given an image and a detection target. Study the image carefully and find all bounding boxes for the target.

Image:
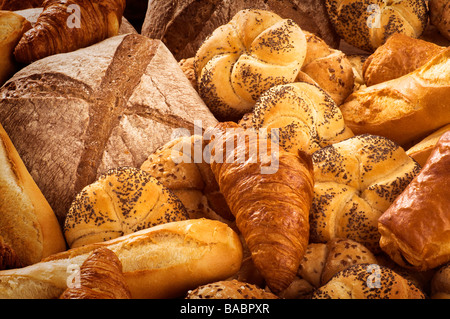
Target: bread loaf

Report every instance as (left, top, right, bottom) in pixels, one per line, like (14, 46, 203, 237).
(0, 123, 66, 267)
(429, 0, 450, 41)
(0, 218, 243, 299)
(0, 11, 31, 85)
(186, 279, 278, 299)
(406, 124, 450, 167)
(378, 131, 450, 271)
(14, 0, 126, 63)
(194, 9, 307, 121)
(325, 0, 428, 52)
(310, 134, 421, 252)
(311, 263, 426, 299)
(340, 47, 450, 147)
(251, 82, 354, 156)
(141, 0, 339, 60)
(363, 33, 445, 86)
(0, 33, 217, 224)
(64, 167, 189, 248)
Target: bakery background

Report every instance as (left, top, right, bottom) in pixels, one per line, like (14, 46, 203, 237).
(0, 0, 449, 300)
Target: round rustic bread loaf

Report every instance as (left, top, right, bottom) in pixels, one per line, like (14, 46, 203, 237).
(325, 0, 428, 52)
(310, 134, 421, 253)
(0, 34, 218, 224)
(194, 9, 307, 121)
(64, 167, 189, 248)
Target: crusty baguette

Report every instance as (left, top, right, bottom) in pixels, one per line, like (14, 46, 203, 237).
(0, 218, 243, 299)
(340, 47, 450, 147)
(0, 123, 66, 267)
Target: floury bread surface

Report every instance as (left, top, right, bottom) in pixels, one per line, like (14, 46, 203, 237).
(0, 34, 217, 224)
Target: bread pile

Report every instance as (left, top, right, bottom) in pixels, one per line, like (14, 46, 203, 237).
(0, 0, 449, 300)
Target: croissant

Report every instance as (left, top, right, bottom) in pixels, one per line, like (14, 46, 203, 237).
(205, 122, 314, 293)
(59, 247, 131, 299)
(14, 0, 126, 63)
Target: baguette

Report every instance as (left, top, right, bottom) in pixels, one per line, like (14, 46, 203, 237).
(0, 218, 243, 299)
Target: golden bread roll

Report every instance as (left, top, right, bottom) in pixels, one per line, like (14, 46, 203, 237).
(378, 131, 450, 271)
(431, 263, 450, 299)
(340, 47, 450, 147)
(406, 124, 450, 167)
(206, 121, 314, 293)
(429, 0, 450, 41)
(194, 9, 307, 121)
(0, 218, 243, 299)
(59, 247, 131, 299)
(186, 279, 278, 299)
(0, 123, 66, 267)
(140, 135, 233, 223)
(251, 82, 354, 155)
(311, 263, 426, 299)
(64, 166, 189, 248)
(325, 0, 428, 52)
(14, 0, 126, 63)
(0, 10, 31, 85)
(298, 31, 354, 106)
(363, 33, 445, 86)
(310, 134, 421, 252)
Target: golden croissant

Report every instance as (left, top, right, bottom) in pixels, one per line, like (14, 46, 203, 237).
(14, 0, 126, 63)
(205, 122, 314, 293)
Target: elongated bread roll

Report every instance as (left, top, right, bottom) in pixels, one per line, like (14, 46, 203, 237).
(0, 218, 243, 299)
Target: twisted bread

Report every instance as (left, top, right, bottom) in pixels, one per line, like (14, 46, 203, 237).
(311, 263, 425, 299)
(59, 248, 131, 299)
(378, 131, 450, 271)
(14, 0, 126, 63)
(195, 9, 307, 121)
(310, 134, 421, 252)
(325, 0, 428, 52)
(251, 82, 354, 156)
(64, 167, 189, 248)
(206, 122, 314, 293)
(141, 135, 233, 222)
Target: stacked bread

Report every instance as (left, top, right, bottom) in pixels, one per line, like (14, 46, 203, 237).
(0, 0, 449, 301)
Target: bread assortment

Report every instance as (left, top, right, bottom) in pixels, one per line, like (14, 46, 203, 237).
(0, 0, 448, 301)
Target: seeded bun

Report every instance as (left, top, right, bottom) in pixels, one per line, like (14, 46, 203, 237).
(311, 263, 426, 299)
(251, 82, 354, 155)
(186, 279, 278, 299)
(310, 134, 421, 252)
(325, 0, 428, 52)
(64, 166, 189, 248)
(194, 9, 307, 121)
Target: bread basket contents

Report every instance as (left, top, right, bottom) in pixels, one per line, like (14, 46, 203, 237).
(0, 33, 217, 224)
(310, 134, 421, 253)
(59, 247, 131, 299)
(379, 130, 450, 271)
(251, 82, 354, 156)
(340, 47, 450, 147)
(311, 263, 426, 299)
(325, 0, 429, 52)
(64, 166, 189, 249)
(206, 122, 314, 293)
(140, 135, 233, 223)
(14, 0, 126, 63)
(0, 123, 66, 268)
(0, 10, 30, 85)
(0, 218, 243, 299)
(194, 9, 307, 121)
